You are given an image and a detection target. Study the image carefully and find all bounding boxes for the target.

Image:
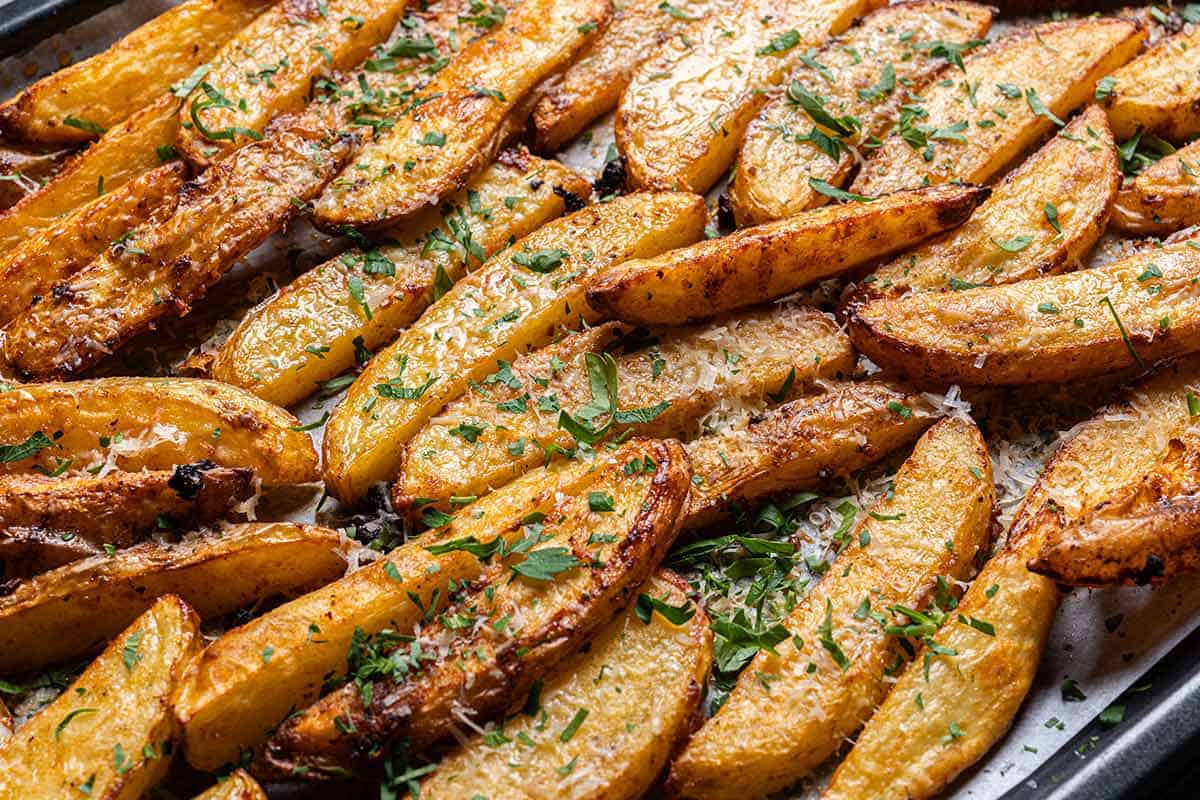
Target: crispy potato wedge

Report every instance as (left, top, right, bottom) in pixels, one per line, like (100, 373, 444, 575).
(396, 304, 854, 511)
(0, 160, 186, 326)
(0, 698, 10, 743)
(730, 1, 994, 225)
(0, 95, 180, 253)
(0, 0, 271, 145)
(1, 112, 353, 380)
(851, 18, 1144, 196)
(0, 595, 201, 799)
(1112, 139, 1200, 235)
(670, 417, 994, 800)
(587, 185, 985, 326)
(192, 771, 267, 800)
(0, 142, 72, 210)
(322, 191, 707, 502)
(210, 150, 590, 407)
(312, 0, 607, 230)
(0, 464, 253, 578)
(0, 378, 318, 483)
(260, 439, 691, 779)
(858, 106, 1118, 298)
(616, 0, 882, 194)
(176, 0, 409, 165)
(0, 522, 346, 675)
(1102, 25, 1200, 142)
(684, 380, 937, 529)
(422, 569, 712, 799)
(848, 238, 1200, 385)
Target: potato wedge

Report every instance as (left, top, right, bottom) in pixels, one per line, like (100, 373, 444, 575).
(176, 0, 409, 166)
(0, 160, 186, 327)
(0, 522, 346, 675)
(858, 105, 1118, 298)
(0, 143, 72, 210)
(0, 595, 201, 799)
(730, 1, 994, 225)
(0, 95, 180, 253)
(0, 0, 271, 145)
(422, 569, 712, 799)
(259, 439, 691, 779)
(1111, 138, 1200, 236)
(396, 304, 854, 511)
(616, 0, 882, 194)
(851, 18, 1144, 196)
(848, 238, 1200, 385)
(684, 380, 937, 530)
(0, 465, 253, 578)
(210, 150, 590, 407)
(192, 771, 267, 800)
(322, 191, 707, 502)
(312, 0, 607, 230)
(586, 185, 985, 326)
(175, 438, 674, 770)
(1, 112, 353, 380)
(0, 698, 10, 743)
(0, 378, 318, 484)
(1102, 25, 1200, 142)
(670, 417, 994, 800)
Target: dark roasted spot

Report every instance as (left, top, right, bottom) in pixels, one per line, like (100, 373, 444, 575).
(1134, 553, 1166, 586)
(553, 186, 586, 212)
(717, 192, 736, 233)
(593, 155, 627, 198)
(169, 460, 217, 500)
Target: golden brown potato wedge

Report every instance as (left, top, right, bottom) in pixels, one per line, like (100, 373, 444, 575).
(1, 112, 353, 380)
(858, 105, 1118, 298)
(616, 0, 882, 194)
(192, 771, 267, 800)
(396, 304, 854, 511)
(587, 185, 985, 326)
(1102, 25, 1200, 142)
(176, 0, 409, 165)
(312, 0, 607, 230)
(848, 238, 1200, 385)
(1112, 138, 1200, 236)
(0, 95, 180, 253)
(422, 569, 712, 800)
(0, 522, 347, 675)
(0, 142, 72, 210)
(0, 160, 186, 327)
(0, 378, 318, 484)
(259, 439, 691, 779)
(851, 18, 1144, 195)
(683, 380, 937, 530)
(0, 595, 201, 799)
(670, 417, 994, 800)
(730, 1, 994, 225)
(210, 150, 590, 407)
(322, 191, 707, 502)
(0, 0, 271, 145)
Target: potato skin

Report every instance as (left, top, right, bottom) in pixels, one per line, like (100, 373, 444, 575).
(1112, 138, 1200, 236)
(191, 771, 267, 800)
(1102, 25, 1200, 142)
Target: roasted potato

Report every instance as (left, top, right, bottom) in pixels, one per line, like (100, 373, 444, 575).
(192, 771, 267, 800)
(422, 569, 712, 799)
(0, 0, 271, 145)
(0, 697, 10, 743)
(0, 522, 347, 675)
(1102, 25, 1200, 142)
(851, 18, 1144, 195)
(1111, 138, 1200, 235)
(587, 185, 985, 326)
(0, 142, 72, 210)
(0, 595, 201, 799)
(210, 150, 590, 407)
(857, 105, 1118, 298)
(670, 417, 995, 800)
(616, 0, 883, 194)
(259, 439, 691, 779)
(730, 1, 994, 225)
(0, 378, 318, 484)
(322, 191, 707, 502)
(848, 238, 1200, 385)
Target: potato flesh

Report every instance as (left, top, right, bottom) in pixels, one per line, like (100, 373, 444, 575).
(192, 771, 267, 800)
(670, 418, 995, 800)
(210, 152, 589, 407)
(1112, 138, 1200, 236)
(616, 0, 883, 194)
(322, 191, 708, 502)
(851, 18, 1144, 195)
(862, 105, 1117, 297)
(731, 1, 994, 225)
(1103, 25, 1200, 142)
(422, 570, 712, 800)
(0, 378, 318, 483)
(849, 239, 1200, 385)
(0, 595, 201, 800)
